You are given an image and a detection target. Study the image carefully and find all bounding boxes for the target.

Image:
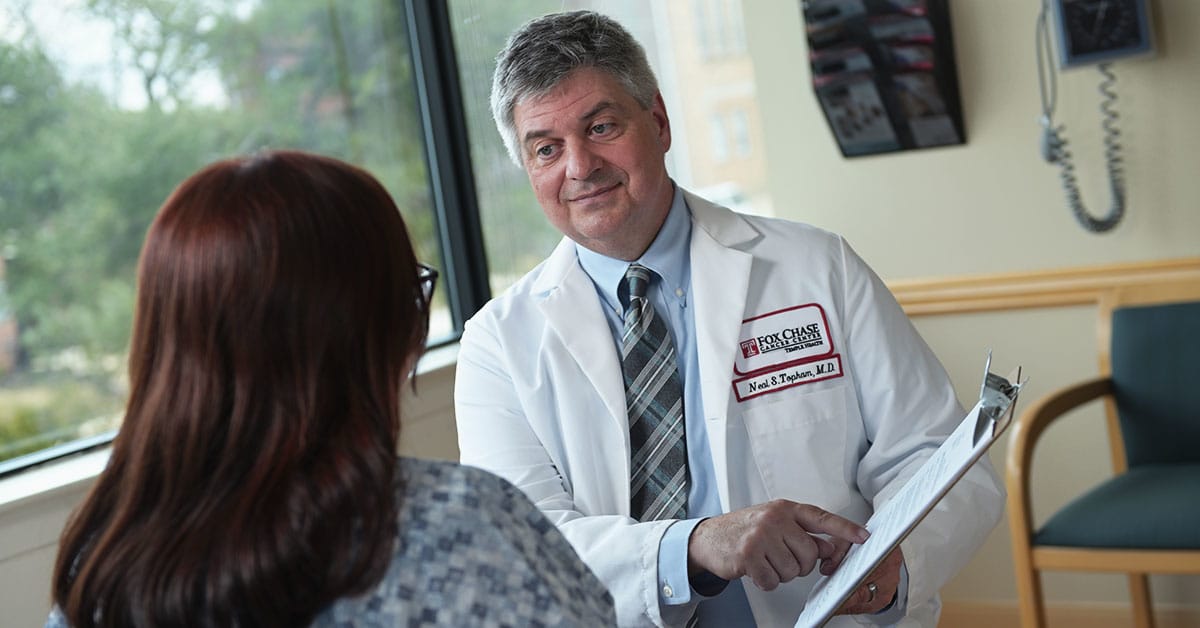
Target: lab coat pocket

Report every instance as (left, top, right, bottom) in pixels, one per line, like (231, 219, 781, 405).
(741, 385, 850, 511)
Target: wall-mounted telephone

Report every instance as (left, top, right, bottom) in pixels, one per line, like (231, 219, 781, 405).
(1035, 0, 1154, 233)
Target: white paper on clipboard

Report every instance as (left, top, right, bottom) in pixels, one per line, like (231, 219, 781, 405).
(794, 356, 1024, 628)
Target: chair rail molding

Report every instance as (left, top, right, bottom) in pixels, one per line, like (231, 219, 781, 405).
(887, 257, 1200, 317)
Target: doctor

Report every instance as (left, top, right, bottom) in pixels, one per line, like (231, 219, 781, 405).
(455, 10, 1004, 628)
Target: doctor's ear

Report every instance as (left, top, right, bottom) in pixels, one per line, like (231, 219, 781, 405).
(652, 93, 672, 152)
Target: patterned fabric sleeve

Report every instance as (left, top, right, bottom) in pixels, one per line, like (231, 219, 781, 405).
(467, 465, 617, 626)
(314, 458, 615, 627)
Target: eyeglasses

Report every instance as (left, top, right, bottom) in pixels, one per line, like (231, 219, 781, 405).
(417, 262, 439, 310)
(411, 263, 440, 384)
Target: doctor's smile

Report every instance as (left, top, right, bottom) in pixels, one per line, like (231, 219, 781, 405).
(567, 180, 622, 204)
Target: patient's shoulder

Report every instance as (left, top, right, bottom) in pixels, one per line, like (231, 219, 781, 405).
(395, 458, 569, 559)
(314, 458, 613, 626)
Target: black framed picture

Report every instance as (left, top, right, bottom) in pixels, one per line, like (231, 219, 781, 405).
(802, 0, 965, 158)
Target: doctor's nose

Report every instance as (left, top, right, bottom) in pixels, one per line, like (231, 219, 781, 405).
(564, 143, 604, 181)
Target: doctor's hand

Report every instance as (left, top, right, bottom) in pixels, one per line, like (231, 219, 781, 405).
(834, 546, 904, 616)
(686, 500, 869, 592)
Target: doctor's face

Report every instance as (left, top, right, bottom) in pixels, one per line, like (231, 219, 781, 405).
(513, 67, 674, 261)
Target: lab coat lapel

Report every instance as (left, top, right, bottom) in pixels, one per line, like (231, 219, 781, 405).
(686, 191, 758, 511)
(534, 239, 630, 450)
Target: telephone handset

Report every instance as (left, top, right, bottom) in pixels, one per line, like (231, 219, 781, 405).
(1035, 0, 1154, 233)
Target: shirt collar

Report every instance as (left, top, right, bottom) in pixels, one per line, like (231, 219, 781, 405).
(576, 184, 691, 312)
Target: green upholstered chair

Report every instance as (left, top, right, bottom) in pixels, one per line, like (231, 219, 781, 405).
(1006, 280, 1200, 628)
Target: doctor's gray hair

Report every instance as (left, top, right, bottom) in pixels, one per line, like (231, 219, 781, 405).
(490, 10, 660, 167)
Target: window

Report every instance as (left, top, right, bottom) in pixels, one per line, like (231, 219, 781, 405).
(728, 0, 748, 55)
(710, 113, 730, 163)
(731, 108, 752, 158)
(0, 0, 773, 475)
(692, 0, 715, 60)
(0, 0, 442, 471)
(691, 0, 746, 60)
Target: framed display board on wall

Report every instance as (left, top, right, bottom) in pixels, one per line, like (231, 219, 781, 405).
(802, 0, 965, 157)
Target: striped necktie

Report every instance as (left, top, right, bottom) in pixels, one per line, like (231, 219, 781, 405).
(622, 263, 688, 521)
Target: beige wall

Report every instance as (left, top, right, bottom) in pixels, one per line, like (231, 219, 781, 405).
(744, 0, 1200, 613)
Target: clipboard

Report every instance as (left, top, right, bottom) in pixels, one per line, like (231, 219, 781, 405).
(795, 354, 1024, 627)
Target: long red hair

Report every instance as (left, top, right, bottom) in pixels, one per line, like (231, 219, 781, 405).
(52, 151, 429, 626)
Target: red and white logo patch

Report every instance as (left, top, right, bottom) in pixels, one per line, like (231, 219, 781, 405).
(731, 303, 842, 401)
(733, 304, 834, 376)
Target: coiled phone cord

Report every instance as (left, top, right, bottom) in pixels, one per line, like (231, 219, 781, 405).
(1035, 1, 1126, 233)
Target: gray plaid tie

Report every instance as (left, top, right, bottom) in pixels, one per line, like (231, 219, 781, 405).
(622, 264, 688, 521)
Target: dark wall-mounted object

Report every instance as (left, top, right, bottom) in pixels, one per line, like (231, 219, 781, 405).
(802, 0, 964, 158)
(1051, 0, 1154, 68)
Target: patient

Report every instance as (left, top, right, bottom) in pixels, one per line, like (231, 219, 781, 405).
(47, 151, 614, 627)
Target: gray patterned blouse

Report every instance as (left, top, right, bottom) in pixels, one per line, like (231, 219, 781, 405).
(46, 457, 615, 627)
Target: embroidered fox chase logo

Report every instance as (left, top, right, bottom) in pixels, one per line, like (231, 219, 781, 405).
(732, 303, 841, 401)
(733, 304, 834, 376)
(739, 322, 825, 359)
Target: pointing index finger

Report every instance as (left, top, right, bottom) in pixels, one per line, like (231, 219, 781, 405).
(793, 504, 869, 544)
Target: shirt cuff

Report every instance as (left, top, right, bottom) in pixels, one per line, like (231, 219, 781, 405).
(657, 518, 703, 606)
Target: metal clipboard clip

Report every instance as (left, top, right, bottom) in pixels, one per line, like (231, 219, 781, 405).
(974, 350, 1025, 446)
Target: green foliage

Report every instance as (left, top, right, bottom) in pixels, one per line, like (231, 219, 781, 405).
(0, 407, 55, 460)
(0, 375, 123, 460)
(1, 0, 440, 358)
(0, 0, 444, 462)
(0, 39, 68, 239)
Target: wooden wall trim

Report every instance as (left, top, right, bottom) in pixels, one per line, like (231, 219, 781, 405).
(887, 257, 1200, 317)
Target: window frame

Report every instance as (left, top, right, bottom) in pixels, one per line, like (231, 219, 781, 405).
(404, 0, 492, 334)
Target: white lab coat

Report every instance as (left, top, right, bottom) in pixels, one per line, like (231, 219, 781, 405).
(455, 191, 1004, 628)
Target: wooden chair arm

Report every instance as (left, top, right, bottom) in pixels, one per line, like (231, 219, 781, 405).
(1006, 376, 1113, 535)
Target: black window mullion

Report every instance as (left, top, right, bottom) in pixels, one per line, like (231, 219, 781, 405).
(403, 0, 491, 331)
